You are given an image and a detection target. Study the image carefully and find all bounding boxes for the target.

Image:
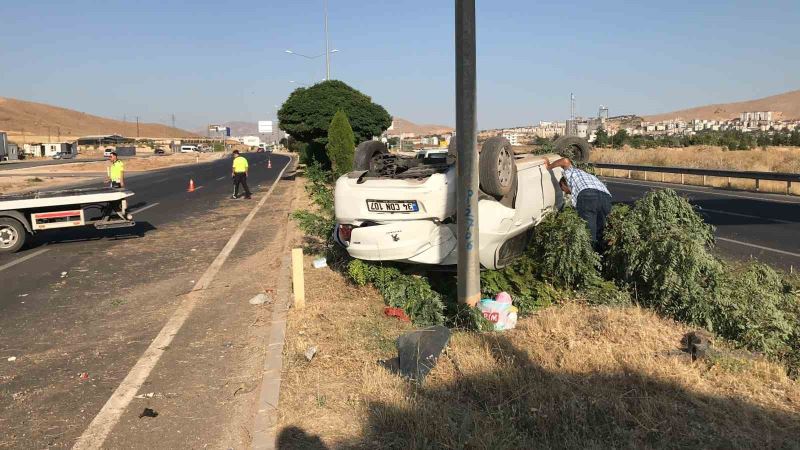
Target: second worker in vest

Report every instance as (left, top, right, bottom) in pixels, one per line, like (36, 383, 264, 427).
(231, 150, 252, 199)
(106, 152, 125, 188)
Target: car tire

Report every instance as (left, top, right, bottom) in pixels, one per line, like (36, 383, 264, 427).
(354, 141, 388, 171)
(479, 136, 517, 197)
(0, 217, 27, 254)
(553, 136, 592, 162)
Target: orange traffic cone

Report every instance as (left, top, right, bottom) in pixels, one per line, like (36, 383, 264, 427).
(187, 179, 195, 192)
(267, 158, 272, 169)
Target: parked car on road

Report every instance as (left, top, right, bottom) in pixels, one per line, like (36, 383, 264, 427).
(52, 152, 75, 160)
(333, 137, 587, 270)
(180, 145, 198, 153)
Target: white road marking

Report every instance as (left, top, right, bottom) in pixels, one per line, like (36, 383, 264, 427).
(216, 176, 226, 181)
(72, 159, 291, 450)
(128, 202, 160, 215)
(603, 178, 800, 205)
(716, 237, 800, 258)
(699, 208, 794, 225)
(0, 247, 50, 273)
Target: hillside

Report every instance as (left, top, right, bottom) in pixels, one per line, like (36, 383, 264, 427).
(388, 117, 453, 136)
(0, 97, 198, 140)
(645, 89, 800, 122)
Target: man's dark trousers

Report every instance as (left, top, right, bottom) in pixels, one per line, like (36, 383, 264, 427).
(233, 173, 251, 198)
(576, 189, 612, 251)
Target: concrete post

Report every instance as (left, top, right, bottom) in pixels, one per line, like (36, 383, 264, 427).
(455, 0, 480, 307)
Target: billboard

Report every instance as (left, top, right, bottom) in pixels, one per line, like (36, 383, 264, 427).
(258, 120, 273, 133)
(208, 125, 231, 136)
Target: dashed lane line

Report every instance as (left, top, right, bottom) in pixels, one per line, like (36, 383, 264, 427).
(716, 236, 800, 259)
(128, 202, 160, 215)
(0, 247, 50, 274)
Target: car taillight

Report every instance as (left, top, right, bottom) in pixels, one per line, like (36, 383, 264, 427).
(338, 224, 354, 243)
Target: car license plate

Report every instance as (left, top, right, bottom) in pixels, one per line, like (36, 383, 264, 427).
(366, 200, 419, 213)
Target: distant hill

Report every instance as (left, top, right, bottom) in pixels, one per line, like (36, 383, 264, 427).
(388, 118, 453, 136)
(0, 97, 198, 140)
(644, 89, 800, 122)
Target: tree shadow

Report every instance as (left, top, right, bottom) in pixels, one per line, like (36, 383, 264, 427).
(277, 333, 800, 449)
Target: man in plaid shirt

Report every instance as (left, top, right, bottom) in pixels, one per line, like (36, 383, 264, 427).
(545, 157, 612, 250)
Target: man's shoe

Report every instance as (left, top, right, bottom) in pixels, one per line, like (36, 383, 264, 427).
(231, 195, 238, 199)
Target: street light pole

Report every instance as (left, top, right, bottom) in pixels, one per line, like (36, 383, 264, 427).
(324, 0, 330, 80)
(455, 0, 480, 307)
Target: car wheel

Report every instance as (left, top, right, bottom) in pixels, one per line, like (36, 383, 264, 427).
(354, 141, 388, 171)
(479, 136, 517, 197)
(553, 136, 592, 162)
(0, 218, 27, 253)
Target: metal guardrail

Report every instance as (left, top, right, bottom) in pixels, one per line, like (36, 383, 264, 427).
(593, 162, 800, 194)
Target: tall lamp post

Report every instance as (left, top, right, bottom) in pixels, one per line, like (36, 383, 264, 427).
(285, 49, 339, 81)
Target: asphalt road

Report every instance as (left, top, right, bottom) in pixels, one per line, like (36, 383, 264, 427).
(0, 152, 289, 293)
(0, 152, 291, 448)
(603, 177, 800, 271)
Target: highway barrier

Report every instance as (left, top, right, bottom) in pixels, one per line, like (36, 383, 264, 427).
(594, 162, 800, 195)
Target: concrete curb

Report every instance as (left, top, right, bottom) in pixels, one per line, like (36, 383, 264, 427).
(250, 154, 299, 450)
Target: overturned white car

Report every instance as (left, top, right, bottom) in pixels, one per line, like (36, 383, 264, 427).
(333, 136, 588, 270)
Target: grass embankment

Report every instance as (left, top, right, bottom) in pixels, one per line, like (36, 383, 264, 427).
(278, 169, 800, 448)
(277, 260, 800, 448)
(591, 145, 800, 195)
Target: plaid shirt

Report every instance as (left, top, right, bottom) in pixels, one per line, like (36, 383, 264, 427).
(563, 167, 610, 206)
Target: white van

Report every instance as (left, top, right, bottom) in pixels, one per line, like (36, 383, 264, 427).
(180, 145, 198, 153)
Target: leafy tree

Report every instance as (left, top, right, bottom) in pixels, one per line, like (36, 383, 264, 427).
(326, 110, 355, 176)
(278, 80, 392, 146)
(594, 128, 610, 147)
(611, 129, 628, 148)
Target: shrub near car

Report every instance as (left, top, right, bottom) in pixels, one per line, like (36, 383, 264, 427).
(333, 137, 585, 270)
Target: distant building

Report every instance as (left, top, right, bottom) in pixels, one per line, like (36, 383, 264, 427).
(502, 132, 521, 146)
(237, 135, 262, 147)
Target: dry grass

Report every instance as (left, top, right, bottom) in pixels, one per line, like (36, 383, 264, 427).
(277, 262, 800, 449)
(592, 145, 800, 195)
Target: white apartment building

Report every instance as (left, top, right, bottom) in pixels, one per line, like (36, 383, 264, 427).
(502, 133, 522, 146)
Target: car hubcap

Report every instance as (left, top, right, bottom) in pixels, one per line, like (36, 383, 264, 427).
(0, 225, 18, 249)
(497, 148, 512, 186)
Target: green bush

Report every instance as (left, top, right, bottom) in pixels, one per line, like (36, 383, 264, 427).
(583, 278, 632, 307)
(603, 190, 724, 328)
(480, 257, 561, 315)
(347, 260, 445, 327)
(717, 263, 799, 357)
(326, 110, 355, 176)
(530, 207, 601, 289)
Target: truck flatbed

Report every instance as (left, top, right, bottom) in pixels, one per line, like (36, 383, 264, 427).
(0, 187, 136, 253)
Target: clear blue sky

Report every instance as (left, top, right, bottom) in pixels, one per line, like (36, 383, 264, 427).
(1, 0, 798, 131)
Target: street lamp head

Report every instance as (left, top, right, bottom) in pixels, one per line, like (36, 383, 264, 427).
(284, 49, 293, 54)
(330, 49, 339, 53)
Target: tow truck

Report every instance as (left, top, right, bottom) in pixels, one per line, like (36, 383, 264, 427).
(0, 187, 136, 253)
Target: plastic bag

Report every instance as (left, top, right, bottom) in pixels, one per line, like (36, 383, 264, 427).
(478, 291, 518, 331)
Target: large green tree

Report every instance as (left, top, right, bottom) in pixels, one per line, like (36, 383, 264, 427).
(327, 110, 355, 176)
(278, 80, 392, 146)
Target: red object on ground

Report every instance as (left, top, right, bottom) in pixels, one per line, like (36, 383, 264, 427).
(384, 306, 410, 322)
(187, 179, 196, 192)
(79, 372, 89, 381)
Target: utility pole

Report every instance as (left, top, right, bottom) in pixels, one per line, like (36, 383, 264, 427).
(324, 0, 330, 80)
(171, 114, 176, 129)
(136, 116, 140, 138)
(570, 93, 575, 120)
(455, 0, 480, 307)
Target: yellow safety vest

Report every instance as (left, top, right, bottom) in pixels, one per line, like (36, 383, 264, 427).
(232, 156, 249, 173)
(108, 161, 124, 182)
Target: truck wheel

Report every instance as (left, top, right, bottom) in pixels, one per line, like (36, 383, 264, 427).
(354, 141, 388, 171)
(0, 218, 27, 253)
(553, 136, 592, 162)
(479, 136, 517, 197)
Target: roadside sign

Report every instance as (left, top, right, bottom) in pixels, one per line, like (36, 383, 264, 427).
(258, 120, 273, 133)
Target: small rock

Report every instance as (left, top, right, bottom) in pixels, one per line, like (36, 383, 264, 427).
(8, 356, 17, 362)
(248, 293, 271, 305)
(304, 346, 318, 361)
(60, 272, 68, 278)
(139, 408, 158, 418)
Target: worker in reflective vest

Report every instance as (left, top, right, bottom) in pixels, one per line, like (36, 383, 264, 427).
(231, 150, 251, 199)
(106, 152, 125, 188)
